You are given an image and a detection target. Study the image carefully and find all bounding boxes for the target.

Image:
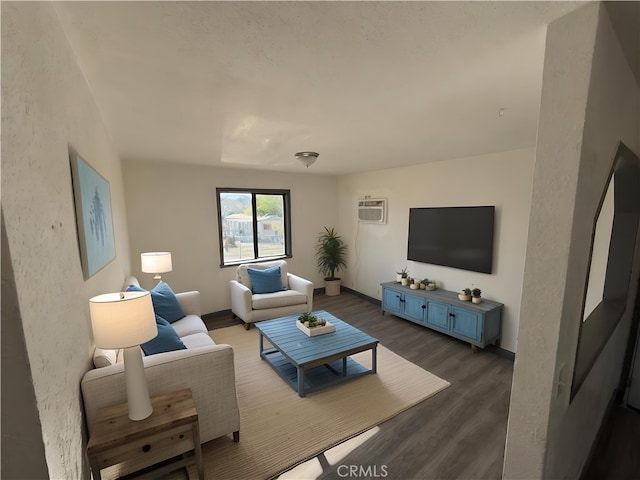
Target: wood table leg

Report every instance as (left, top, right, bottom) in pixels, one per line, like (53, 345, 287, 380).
(471, 344, 478, 354)
(88, 455, 102, 480)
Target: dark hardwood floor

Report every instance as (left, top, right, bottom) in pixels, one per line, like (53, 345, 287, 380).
(582, 405, 640, 480)
(206, 290, 640, 480)
(207, 291, 514, 480)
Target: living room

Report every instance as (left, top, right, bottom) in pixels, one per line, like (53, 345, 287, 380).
(2, 2, 639, 480)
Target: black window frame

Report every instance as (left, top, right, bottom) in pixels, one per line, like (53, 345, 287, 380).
(216, 187, 292, 267)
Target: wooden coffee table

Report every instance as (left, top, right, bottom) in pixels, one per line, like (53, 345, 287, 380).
(255, 310, 379, 397)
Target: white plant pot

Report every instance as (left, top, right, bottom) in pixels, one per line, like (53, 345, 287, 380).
(401, 278, 409, 286)
(458, 294, 471, 301)
(472, 296, 482, 304)
(325, 279, 341, 296)
(410, 283, 419, 290)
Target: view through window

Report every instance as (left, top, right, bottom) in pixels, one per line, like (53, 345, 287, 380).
(217, 188, 291, 266)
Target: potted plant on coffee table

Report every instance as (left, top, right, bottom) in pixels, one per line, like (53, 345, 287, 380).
(316, 226, 347, 296)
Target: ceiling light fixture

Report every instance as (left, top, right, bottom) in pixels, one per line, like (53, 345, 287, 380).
(295, 151, 319, 168)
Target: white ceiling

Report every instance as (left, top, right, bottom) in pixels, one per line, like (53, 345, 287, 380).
(54, 1, 583, 175)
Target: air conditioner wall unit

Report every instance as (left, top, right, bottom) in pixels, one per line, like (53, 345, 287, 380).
(358, 198, 387, 224)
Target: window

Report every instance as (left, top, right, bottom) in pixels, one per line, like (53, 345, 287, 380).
(216, 188, 291, 266)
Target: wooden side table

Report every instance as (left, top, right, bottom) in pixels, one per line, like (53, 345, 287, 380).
(87, 388, 204, 480)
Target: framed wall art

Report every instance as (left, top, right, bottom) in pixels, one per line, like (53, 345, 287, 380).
(70, 151, 116, 279)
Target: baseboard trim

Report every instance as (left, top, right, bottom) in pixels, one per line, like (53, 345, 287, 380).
(341, 286, 382, 306)
(202, 310, 232, 321)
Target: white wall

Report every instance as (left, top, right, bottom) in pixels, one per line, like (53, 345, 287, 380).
(503, 3, 640, 479)
(337, 147, 535, 353)
(122, 161, 338, 313)
(1, 3, 133, 478)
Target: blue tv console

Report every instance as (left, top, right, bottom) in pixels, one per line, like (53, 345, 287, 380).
(381, 282, 503, 352)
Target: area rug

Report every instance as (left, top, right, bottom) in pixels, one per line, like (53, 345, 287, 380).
(163, 324, 450, 480)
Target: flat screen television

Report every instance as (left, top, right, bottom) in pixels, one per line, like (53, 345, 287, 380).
(407, 206, 495, 274)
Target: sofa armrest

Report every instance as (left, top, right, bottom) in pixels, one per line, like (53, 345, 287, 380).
(175, 291, 201, 317)
(81, 344, 239, 443)
(288, 273, 313, 297)
(230, 280, 252, 319)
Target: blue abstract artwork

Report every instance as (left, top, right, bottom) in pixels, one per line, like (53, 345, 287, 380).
(71, 153, 116, 279)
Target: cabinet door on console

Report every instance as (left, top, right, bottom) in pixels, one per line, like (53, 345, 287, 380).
(426, 302, 450, 330)
(404, 294, 426, 323)
(451, 307, 482, 342)
(382, 288, 403, 315)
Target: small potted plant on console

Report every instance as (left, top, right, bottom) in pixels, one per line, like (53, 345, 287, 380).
(397, 267, 408, 283)
(426, 280, 436, 291)
(472, 288, 482, 304)
(409, 278, 419, 290)
(459, 288, 472, 301)
(400, 270, 410, 286)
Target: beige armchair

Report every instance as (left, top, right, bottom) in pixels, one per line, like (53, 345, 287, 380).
(230, 260, 313, 329)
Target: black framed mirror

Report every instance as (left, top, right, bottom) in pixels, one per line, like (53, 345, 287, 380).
(572, 142, 640, 397)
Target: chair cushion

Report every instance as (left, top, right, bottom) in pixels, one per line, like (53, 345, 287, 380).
(170, 314, 209, 337)
(181, 332, 216, 349)
(127, 282, 185, 323)
(141, 315, 187, 356)
(247, 266, 285, 294)
(237, 260, 289, 290)
(252, 290, 308, 309)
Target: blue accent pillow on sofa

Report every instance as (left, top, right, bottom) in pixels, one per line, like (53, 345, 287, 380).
(141, 315, 187, 356)
(247, 266, 285, 294)
(126, 282, 185, 323)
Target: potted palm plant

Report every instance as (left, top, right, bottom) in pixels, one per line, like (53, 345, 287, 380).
(316, 227, 347, 296)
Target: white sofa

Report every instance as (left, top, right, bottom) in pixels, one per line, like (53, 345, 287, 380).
(81, 276, 240, 444)
(230, 260, 313, 329)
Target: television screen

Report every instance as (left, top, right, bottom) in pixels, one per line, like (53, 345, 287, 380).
(407, 206, 495, 274)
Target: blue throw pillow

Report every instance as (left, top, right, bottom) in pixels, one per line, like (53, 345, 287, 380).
(141, 315, 187, 356)
(247, 266, 285, 294)
(126, 282, 185, 323)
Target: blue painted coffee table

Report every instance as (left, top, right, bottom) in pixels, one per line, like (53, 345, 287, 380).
(255, 310, 379, 397)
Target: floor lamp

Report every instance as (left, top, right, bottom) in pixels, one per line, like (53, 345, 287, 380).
(141, 252, 172, 282)
(89, 291, 158, 421)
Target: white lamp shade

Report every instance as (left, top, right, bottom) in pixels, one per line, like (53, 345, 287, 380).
(89, 292, 157, 349)
(141, 252, 172, 274)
